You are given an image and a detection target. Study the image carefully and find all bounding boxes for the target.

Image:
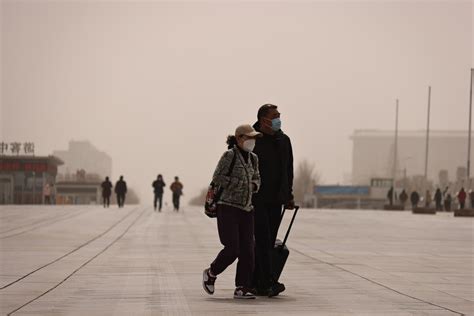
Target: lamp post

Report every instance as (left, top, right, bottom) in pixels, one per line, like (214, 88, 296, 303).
(424, 86, 431, 189)
(392, 99, 399, 203)
(468, 69, 473, 188)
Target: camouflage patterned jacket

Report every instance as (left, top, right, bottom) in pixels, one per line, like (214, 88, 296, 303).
(212, 147, 260, 212)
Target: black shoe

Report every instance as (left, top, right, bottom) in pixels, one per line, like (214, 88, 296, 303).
(234, 287, 256, 299)
(268, 282, 285, 297)
(202, 268, 216, 295)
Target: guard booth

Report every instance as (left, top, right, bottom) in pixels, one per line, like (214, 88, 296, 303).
(0, 156, 63, 204)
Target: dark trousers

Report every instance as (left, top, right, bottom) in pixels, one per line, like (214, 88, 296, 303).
(253, 202, 282, 290)
(460, 201, 465, 209)
(172, 193, 180, 210)
(210, 204, 255, 288)
(117, 194, 125, 208)
(154, 193, 163, 211)
(103, 195, 110, 208)
(435, 201, 442, 211)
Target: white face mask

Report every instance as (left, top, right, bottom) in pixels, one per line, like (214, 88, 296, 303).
(242, 139, 256, 152)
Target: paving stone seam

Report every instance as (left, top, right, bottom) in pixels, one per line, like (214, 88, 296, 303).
(0, 209, 84, 236)
(290, 247, 465, 316)
(0, 207, 140, 290)
(6, 207, 149, 315)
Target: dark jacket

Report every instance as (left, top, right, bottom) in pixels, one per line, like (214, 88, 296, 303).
(101, 181, 112, 197)
(115, 180, 127, 195)
(410, 191, 420, 204)
(152, 180, 166, 195)
(252, 121, 294, 205)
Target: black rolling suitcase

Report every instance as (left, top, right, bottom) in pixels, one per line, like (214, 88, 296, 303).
(271, 205, 299, 282)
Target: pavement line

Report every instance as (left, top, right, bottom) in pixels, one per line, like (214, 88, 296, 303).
(7, 207, 149, 315)
(290, 247, 465, 316)
(0, 209, 80, 235)
(0, 207, 95, 239)
(0, 207, 140, 290)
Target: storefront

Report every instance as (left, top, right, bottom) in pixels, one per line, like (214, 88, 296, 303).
(55, 181, 101, 205)
(0, 156, 63, 204)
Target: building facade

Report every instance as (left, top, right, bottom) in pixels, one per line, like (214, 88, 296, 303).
(0, 156, 63, 204)
(351, 130, 473, 187)
(53, 140, 112, 180)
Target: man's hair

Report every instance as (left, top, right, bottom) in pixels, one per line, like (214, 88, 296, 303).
(257, 104, 278, 121)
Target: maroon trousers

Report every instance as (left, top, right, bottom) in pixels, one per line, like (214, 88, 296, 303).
(210, 204, 255, 288)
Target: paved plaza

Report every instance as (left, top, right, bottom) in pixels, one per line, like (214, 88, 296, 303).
(0, 205, 472, 315)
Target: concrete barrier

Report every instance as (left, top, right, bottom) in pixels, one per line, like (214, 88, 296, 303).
(384, 204, 405, 211)
(454, 209, 474, 217)
(412, 207, 436, 215)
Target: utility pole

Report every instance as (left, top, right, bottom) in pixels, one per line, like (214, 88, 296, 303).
(424, 86, 431, 188)
(468, 69, 473, 188)
(392, 99, 399, 202)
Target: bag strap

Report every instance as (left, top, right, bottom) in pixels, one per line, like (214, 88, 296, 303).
(225, 149, 237, 177)
(281, 205, 299, 248)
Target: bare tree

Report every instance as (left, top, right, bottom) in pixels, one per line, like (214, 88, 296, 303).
(293, 159, 320, 205)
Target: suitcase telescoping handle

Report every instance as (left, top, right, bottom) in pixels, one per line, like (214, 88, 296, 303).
(280, 205, 299, 248)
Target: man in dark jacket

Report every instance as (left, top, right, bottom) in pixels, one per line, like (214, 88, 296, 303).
(252, 104, 294, 297)
(101, 176, 113, 208)
(410, 190, 420, 209)
(152, 174, 166, 212)
(115, 175, 127, 208)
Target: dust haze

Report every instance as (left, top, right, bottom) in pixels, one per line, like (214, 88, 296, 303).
(1, 0, 473, 203)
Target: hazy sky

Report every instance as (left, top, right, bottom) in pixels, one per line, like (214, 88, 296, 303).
(1, 0, 473, 203)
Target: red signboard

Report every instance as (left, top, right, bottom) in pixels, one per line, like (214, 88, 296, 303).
(0, 161, 48, 173)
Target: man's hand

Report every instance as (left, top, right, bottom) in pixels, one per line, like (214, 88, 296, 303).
(285, 200, 295, 210)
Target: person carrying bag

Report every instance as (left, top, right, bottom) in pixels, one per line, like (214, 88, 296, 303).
(202, 124, 261, 299)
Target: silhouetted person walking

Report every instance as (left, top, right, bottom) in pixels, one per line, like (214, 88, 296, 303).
(387, 187, 394, 206)
(410, 190, 420, 209)
(101, 176, 113, 208)
(43, 183, 51, 205)
(170, 176, 183, 211)
(434, 188, 443, 211)
(115, 176, 127, 208)
(152, 174, 166, 211)
(252, 104, 294, 297)
(470, 190, 474, 209)
(444, 194, 452, 212)
(399, 189, 408, 209)
(457, 188, 466, 210)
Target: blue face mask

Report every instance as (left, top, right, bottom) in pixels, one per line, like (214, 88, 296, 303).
(271, 118, 281, 131)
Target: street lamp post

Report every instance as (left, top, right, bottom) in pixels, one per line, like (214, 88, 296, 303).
(424, 86, 431, 189)
(468, 69, 473, 188)
(392, 99, 399, 203)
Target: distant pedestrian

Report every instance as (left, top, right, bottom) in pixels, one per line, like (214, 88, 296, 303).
(43, 183, 51, 205)
(410, 190, 420, 209)
(101, 176, 113, 208)
(470, 190, 474, 209)
(434, 188, 442, 211)
(170, 176, 183, 211)
(425, 190, 432, 208)
(399, 189, 408, 208)
(115, 176, 127, 208)
(387, 187, 394, 206)
(50, 184, 56, 205)
(457, 188, 467, 210)
(444, 194, 452, 212)
(152, 174, 166, 212)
